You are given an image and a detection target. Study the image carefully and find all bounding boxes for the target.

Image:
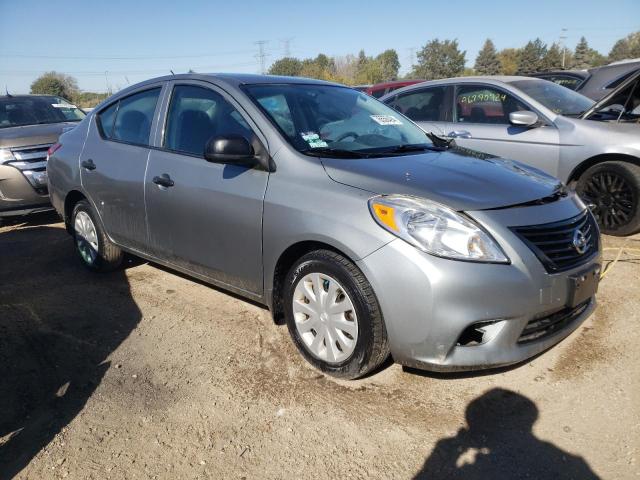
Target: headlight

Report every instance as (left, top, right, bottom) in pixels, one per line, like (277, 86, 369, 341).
(0, 148, 15, 164)
(369, 195, 509, 263)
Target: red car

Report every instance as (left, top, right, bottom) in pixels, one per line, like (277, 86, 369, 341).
(365, 80, 424, 98)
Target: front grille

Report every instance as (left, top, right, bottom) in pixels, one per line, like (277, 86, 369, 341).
(9, 144, 51, 173)
(6, 144, 51, 191)
(518, 300, 590, 344)
(511, 210, 599, 273)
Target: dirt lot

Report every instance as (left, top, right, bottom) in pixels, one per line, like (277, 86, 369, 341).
(0, 212, 638, 479)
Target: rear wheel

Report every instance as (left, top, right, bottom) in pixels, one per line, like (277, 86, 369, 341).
(576, 161, 640, 236)
(283, 249, 389, 379)
(72, 200, 123, 271)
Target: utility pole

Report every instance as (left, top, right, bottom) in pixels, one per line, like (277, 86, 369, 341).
(280, 37, 294, 58)
(405, 47, 417, 76)
(560, 28, 568, 69)
(254, 40, 269, 74)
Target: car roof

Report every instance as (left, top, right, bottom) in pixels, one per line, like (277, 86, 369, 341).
(0, 94, 61, 100)
(368, 79, 424, 89)
(531, 70, 589, 78)
(380, 76, 538, 98)
(121, 73, 341, 91)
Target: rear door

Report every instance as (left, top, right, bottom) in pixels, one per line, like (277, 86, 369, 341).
(81, 85, 163, 251)
(386, 85, 452, 136)
(144, 81, 269, 295)
(448, 84, 561, 176)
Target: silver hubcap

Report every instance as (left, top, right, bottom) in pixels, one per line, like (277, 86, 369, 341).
(74, 211, 98, 264)
(292, 272, 358, 364)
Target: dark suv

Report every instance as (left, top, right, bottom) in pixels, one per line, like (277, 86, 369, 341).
(0, 95, 85, 219)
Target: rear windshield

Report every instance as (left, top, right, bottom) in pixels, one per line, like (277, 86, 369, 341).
(510, 79, 594, 116)
(0, 96, 85, 129)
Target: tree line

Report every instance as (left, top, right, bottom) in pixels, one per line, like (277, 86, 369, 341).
(28, 31, 639, 106)
(269, 31, 640, 84)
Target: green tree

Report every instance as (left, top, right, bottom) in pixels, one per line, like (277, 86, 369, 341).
(474, 39, 501, 75)
(497, 48, 521, 75)
(30, 71, 78, 99)
(541, 43, 563, 71)
(573, 36, 591, 69)
(608, 31, 640, 61)
(517, 39, 547, 75)
(376, 49, 400, 81)
(268, 57, 303, 76)
(412, 39, 466, 80)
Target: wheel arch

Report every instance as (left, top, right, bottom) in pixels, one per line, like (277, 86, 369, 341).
(568, 153, 640, 184)
(269, 240, 358, 324)
(63, 189, 88, 233)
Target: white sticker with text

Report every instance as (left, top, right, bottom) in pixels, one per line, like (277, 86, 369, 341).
(370, 114, 402, 126)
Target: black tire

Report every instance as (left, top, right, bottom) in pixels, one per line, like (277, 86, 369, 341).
(71, 200, 123, 272)
(283, 249, 389, 379)
(576, 161, 640, 236)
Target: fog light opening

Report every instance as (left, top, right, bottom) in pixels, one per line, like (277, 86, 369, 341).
(456, 320, 504, 347)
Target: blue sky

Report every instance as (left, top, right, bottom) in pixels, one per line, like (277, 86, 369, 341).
(1, 0, 638, 93)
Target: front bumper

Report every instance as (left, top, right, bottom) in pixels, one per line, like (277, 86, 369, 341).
(0, 164, 51, 217)
(357, 195, 601, 372)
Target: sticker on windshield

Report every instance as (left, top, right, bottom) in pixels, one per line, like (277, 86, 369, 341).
(370, 114, 402, 126)
(51, 103, 77, 109)
(301, 132, 328, 148)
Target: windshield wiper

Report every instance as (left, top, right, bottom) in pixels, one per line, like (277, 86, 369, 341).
(301, 147, 373, 158)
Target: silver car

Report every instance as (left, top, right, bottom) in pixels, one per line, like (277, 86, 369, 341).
(48, 74, 601, 379)
(381, 74, 640, 236)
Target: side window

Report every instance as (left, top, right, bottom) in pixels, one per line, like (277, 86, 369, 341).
(393, 87, 448, 122)
(164, 85, 254, 156)
(111, 88, 161, 146)
(97, 101, 118, 138)
(456, 85, 528, 124)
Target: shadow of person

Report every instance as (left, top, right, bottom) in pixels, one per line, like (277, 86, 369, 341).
(0, 224, 141, 479)
(415, 388, 600, 480)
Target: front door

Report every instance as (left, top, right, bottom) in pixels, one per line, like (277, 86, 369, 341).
(448, 84, 561, 177)
(80, 86, 163, 251)
(144, 82, 269, 295)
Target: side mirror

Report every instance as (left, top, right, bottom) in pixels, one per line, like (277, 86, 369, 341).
(204, 135, 257, 166)
(509, 110, 539, 127)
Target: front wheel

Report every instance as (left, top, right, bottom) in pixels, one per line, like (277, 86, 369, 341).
(576, 161, 640, 236)
(72, 200, 123, 271)
(283, 249, 389, 379)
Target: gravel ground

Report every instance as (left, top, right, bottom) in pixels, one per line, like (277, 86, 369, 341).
(0, 212, 638, 480)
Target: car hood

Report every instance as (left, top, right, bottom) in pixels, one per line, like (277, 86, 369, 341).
(0, 122, 78, 148)
(321, 147, 563, 211)
(581, 69, 640, 120)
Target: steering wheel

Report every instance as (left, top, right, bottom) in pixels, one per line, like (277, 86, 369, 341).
(335, 131, 359, 142)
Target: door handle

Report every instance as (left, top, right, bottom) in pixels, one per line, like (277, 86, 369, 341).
(81, 159, 96, 170)
(446, 130, 472, 139)
(153, 173, 174, 188)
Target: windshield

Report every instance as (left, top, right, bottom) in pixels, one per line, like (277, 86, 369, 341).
(0, 96, 85, 129)
(243, 84, 431, 156)
(510, 79, 595, 116)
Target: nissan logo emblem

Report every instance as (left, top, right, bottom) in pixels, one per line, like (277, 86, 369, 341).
(572, 229, 588, 255)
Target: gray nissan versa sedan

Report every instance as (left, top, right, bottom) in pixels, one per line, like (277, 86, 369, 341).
(47, 74, 601, 379)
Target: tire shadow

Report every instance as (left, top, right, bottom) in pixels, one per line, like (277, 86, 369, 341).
(0, 223, 141, 478)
